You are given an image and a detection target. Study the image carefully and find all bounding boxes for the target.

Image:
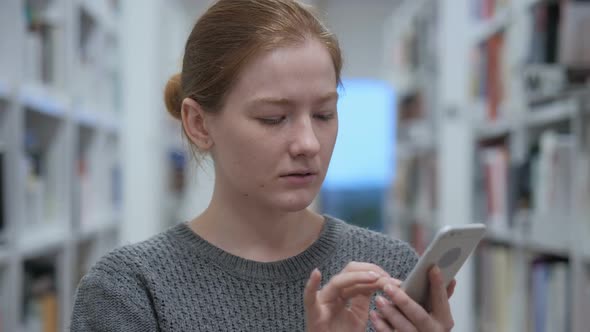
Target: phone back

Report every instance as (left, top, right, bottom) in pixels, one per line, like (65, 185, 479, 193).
(401, 224, 486, 309)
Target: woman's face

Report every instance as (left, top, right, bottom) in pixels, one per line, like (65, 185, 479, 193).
(207, 39, 338, 212)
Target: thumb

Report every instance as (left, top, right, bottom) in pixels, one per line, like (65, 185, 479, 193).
(430, 266, 452, 320)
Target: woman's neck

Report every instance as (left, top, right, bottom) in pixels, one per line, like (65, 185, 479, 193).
(188, 193, 325, 263)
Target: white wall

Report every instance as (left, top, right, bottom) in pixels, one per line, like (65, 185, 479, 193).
(319, 0, 398, 79)
(120, 0, 167, 243)
(120, 0, 214, 243)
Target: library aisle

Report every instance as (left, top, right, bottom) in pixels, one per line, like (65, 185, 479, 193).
(385, 0, 590, 331)
(1, 0, 589, 332)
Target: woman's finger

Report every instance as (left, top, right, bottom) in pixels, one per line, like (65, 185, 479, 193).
(340, 282, 383, 299)
(429, 267, 454, 329)
(342, 261, 388, 274)
(340, 274, 399, 299)
(303, 268, 321, 308)
(370, 310, 395, 332)
(342, 261, 391, 279)
(446, 279, 457, 299)
(375, 295, 417, 332)
(320, 271, 380, 303)
(383, 283, 433, 331)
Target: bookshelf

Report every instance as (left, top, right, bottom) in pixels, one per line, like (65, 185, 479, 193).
(0, 0, 123, 331)
(384, 0, 440, 255)
(385, 0, 590, 331)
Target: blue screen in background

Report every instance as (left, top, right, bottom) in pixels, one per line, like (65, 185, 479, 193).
(321, 79, 396, 231)
(323, 79, 396, 189)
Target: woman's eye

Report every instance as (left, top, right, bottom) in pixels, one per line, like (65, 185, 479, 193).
(258, 116, 285, 125)
(314, 112, 336, 121)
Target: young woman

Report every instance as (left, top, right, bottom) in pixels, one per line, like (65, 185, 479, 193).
(71, 0, 456, 331)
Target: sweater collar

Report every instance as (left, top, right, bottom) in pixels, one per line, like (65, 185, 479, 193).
(170, 215, 344, 281)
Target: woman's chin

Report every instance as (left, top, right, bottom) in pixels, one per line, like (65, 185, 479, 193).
(272, 195, 316, 212)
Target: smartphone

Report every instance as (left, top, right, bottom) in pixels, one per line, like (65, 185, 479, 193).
(400, 223, 486, 310)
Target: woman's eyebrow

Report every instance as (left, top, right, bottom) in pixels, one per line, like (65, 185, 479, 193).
(248, 97, 296, 108)
(315, 92, 339, 103)
(246, 92, 338, 109)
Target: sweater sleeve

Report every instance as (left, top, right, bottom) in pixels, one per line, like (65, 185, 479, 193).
(69, 254, 159, 331)
(389, 241, 419, 281)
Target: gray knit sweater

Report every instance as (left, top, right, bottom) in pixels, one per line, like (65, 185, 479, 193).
(70, 216, 418, 331)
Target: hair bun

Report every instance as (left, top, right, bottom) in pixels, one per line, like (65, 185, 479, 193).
(164, 73, 183, 120)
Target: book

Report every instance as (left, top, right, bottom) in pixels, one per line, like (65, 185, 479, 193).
(471, 0, 510, 22)
(475, 144, 510, 232)
(559, 1, 590, 67)
(23, 258, 58, 332)
(530, 260, 570, 332)
(0, 148, 4, 237)
(24, 130, 46, 226)
(528, 1, 561, 64)
(77, 158, 93, 227)
(530, 131, 573, 245)
(471, 32, 506, 121)
(475, 245, 515, 332)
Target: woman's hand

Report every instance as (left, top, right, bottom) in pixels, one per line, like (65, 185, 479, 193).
(304, 262, 392, 332)
(370, 266, 456, 332)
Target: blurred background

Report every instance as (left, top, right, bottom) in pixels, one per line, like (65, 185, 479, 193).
(0, 0, 589, 331)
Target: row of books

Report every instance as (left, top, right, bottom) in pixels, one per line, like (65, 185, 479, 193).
(471, 0, 590, 66)
(470, 0, 510, 21)
(22, 0, 121, 114)
(470, 31, 507, 122)
(0, 148, 5, 239)
(75, 7, 121, 112)
(470, 0, 590, 122)
(474, 130, 575, 246)
(475, 245, 570, 332)
(392, 2, 439, 76)
(529, 0, 590, 67)
(393, 154, 437, 217)
(22, 257, 59, 332)
(392, 153, 438, 254)
(23, 0, 65, 86)
(22, 127, 122, 229)
(0, 268, 5, 332)
(24, 128, 57, 227)
(76, 157, 123, 228)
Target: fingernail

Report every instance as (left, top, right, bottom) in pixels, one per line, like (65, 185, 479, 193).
(433, 265, 441, 274)
(384, 284, 394, 295)
(376, 295, 386, 306)
(370, 311, 379, 322)
(311, 268, 320, 277)
(390, 277, 402, 286)
(368, 271, 379, 279)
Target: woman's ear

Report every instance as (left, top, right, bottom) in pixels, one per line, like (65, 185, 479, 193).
(181, 98, 214, 151)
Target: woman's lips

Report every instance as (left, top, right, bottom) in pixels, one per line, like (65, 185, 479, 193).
(280, 172, 317, 186)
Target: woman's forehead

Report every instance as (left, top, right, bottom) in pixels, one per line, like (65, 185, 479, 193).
(227, 41, 337, 105)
